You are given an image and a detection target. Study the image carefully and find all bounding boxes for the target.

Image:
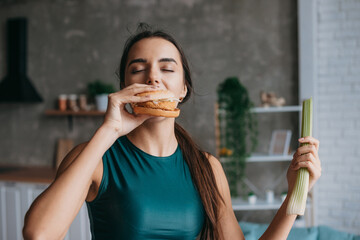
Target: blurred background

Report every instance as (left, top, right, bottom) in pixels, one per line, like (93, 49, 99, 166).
(0, 0, 359, 239)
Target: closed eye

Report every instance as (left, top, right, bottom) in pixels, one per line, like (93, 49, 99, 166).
(131, 69, 145, 74)
(162, 69, 174, 72)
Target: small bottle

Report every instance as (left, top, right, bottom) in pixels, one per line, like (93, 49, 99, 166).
(68, 94, 79, 112)
(58, 94, 67, 111)
(79, 94, 88, 111)
(266, 190, 274, 203)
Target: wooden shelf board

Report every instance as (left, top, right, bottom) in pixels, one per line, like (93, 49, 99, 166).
(45, 109, 105, 116)
(0, 165, 56, 184)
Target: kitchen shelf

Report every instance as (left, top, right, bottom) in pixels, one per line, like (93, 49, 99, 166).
(218, 105, 301, 115)
(220, 154, 294, 163)
(45, 109, 105, 116)
(45, 109, 105, 131)
(0, 165, 56, 184)
(250, 105, 302, 113)
(231, 197, 311, 211)
(247, 154, 294, 162)
(232, 197, 284, 210)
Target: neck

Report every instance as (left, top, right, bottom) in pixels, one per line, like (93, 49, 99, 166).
(126, 117, 178, 157)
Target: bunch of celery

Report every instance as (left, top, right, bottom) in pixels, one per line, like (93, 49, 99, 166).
(286, 97, 313, 215)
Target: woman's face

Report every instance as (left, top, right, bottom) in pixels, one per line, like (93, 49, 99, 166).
(124, 37, 187, 101)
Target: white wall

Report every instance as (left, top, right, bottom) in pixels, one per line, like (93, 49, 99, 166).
(315, 0, 360, 235)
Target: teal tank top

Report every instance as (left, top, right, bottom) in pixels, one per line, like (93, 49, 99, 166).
(86, 135, 205, 239)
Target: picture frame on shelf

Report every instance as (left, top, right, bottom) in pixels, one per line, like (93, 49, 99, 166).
(269, 129, 292, 155)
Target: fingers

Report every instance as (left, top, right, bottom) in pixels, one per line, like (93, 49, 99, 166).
(293, 144, 319, 162)
(108, 84, 160, 104)
(292, 151, 321, 170)
(293, 136, 321, 169)
(291, 158, 322, 180)
(123, 83, 160, 94)
(121, 103, 154, 124)
(299, 136, 320, 150)
(116, 95, 152, 104)
(127, 109, 153, 121)
(291, 136, 322, 176)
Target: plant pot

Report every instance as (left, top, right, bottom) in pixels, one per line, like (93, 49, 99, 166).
(95, 94, 108, 111)
(266, 190, 274, 203)
(248, 195, 257, 205)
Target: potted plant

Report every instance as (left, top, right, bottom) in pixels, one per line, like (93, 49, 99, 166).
(217, 77, 258, 197)
(87, 79, 116, 111)
(248, 192, 257, 205)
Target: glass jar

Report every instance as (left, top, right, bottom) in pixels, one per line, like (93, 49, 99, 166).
(79, 94, 88, 111)
(68, 94, 79, 111)
(58, 94, 67, 111)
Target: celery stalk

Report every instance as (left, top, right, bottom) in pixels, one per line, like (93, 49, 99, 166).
(286, 97, 313, 215)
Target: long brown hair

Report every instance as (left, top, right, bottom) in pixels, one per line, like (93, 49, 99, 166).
(117, 23, 225, 239)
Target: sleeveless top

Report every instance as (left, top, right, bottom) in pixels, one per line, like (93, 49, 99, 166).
(86, 135, 205, 240)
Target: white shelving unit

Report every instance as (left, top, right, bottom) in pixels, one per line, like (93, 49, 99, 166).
(232, 197, 285, 211)
(231, 197, 311, 211)
(247, 154, 293, 162)
(218, 105, 302, 115)
(216, 105, 314, 226)
(251, 105, 302, 113)
(220, 154, 294, 163)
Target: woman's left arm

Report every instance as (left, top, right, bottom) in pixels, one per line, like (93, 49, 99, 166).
(259, 136, 322, 240)
(207, 154, 245, 240)
(208, 136, 321, 240)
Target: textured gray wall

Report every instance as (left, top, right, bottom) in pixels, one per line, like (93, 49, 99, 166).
(0, 0, 298, 219)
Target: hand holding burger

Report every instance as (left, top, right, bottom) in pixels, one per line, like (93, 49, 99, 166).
(101, 84, 166, 137)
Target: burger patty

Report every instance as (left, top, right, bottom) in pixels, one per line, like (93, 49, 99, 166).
(135, 101, 177, 111)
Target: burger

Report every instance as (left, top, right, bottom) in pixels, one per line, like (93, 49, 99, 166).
(131, 90, 181, 118)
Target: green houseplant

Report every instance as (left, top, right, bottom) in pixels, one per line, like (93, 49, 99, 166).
(217, 77, 258, 197)
(87, 79, 116, 111)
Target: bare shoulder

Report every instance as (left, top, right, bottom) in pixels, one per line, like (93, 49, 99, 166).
(205, 153, 225, 181)
(204, 153, 245, 239)
(204, 153, 235, 214)
(204, 153, 228, 198)
(205, 153, 222, 169)
(55, 142, 89, 179)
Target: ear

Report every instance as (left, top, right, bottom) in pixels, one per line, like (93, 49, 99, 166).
(180, 84, 188, 100)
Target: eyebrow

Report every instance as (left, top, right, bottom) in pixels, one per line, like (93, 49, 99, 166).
(128, 58, 177, 67)
(159, 58, 177, 64)
(128, 58, 146, 67)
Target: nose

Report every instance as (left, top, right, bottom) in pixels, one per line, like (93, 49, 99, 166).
(146, 68, 161, 86)
(146, 78, 160, 85)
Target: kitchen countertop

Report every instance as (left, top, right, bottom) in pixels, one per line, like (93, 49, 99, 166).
(0, 165, 57, 184)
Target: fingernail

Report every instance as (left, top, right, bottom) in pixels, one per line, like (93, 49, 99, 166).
(299, 138, 304, 141)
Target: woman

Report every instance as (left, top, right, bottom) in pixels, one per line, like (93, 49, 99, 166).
(23, 25, 322, 240)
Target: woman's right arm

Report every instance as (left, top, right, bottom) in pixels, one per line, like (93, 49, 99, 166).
(22, 83, 160, 240)
(23, 126, 119, 240)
